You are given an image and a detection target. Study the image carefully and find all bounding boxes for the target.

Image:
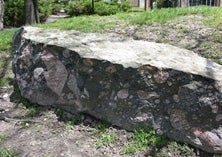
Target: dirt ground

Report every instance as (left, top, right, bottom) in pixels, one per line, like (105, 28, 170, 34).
(0, 14, 221, 157)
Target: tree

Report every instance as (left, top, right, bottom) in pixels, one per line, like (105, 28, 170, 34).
(0, 0, 4, 30)
(25, 0, 39, 25)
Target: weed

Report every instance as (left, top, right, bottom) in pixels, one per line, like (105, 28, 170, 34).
(184, 44, 192, 50)
(96, 131, 117, 149)
(0, 134, 8, 142)
(0, 61, 7, 68)
(121, 144, 137, 154)
(66, 114, 82, 126)
(155, 141, 194, 156)
(133, 129, 167, 148)
(54, 108, 64, 118)
(95, 121, 111, 133)
(121, 129, 168, 154)
(25, 106, 43, 118)
(0, 147, 18, 157)
(0, 78, 10, 87)
(212, 32, 222, 43)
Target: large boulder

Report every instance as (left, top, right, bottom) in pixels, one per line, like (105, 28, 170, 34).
(13, 27, 222, 153)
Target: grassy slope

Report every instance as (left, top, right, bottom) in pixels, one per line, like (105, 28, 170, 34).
(0, 6, 221, 48)
(36, 6, 222, 32)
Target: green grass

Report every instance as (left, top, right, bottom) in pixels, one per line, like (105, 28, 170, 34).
(0, 134, 8, 142)
(96, 130, 117, 148)
(93, 121, 116, 149)
(0, 147, 18, 157)
(121, 129, 168, 154)
(36, 15, 117, 32)
(65, 114, 82, 127)
(0, 78, 10, 87)
(0, 29, 16, 51)
(131, 6, 222, 26)
(155, 141, 194, 156)
(36, 6, 221, 33)
(95, 121, 111, 133)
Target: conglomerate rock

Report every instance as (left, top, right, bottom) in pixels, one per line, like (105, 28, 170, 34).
(12, 27, 222, 153)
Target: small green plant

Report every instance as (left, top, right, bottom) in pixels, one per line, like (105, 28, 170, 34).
(121, 144, 137, 154)
(95, 121, 111, 133)
(133, 129, 167, 148)
(0, 147, 18, 157)
(66, 114, 82, 126)
(0, 134, 8, 142)
(0, 78, 10, 87)
(96, 131, 117, 148)
(121, 129, 168, 154)
(25, 105, 43, 118)
(166, 141, 193, 155)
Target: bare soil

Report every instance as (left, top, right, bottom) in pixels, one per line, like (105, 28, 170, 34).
(0, 14, 221, 157)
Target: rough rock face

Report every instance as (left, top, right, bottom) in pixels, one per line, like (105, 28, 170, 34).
(13, 27, 222, 153)
(0, 0, 4, 30)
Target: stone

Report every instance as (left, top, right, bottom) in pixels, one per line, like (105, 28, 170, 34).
(0, 0, 4, 30)
(12, 27, 222, 153)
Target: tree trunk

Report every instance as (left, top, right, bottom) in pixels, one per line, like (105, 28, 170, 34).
(0, 0, 4, 30)
(25, 0, 39, 25)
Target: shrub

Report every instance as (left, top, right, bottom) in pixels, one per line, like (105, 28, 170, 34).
(38, 0, 54, 22)
(65, 0, 93, 16)
(3, 0, 62, 27)
(3, 0, 24, 27)
(154, 0, 177, 8)
(95, 1, 120, 16)
(118, 1, 132, 12)
(51, 3, 63, 14)
(66, 0, 132, 16)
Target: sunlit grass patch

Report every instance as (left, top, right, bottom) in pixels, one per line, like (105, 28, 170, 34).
(0, 29, 16, 51)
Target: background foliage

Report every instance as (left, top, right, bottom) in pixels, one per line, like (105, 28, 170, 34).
(3, 0, 131, 27)
(3, 0, 65, 27)
(65, 0, 132, 16)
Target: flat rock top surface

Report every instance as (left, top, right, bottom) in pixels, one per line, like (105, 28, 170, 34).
(21, 26, 222, 81)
